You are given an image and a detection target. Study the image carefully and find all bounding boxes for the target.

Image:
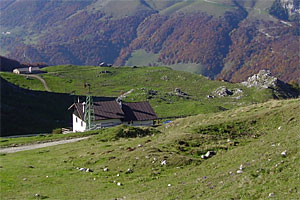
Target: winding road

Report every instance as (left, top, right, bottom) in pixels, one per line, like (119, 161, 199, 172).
(0, 137, 90, 154)
(24, 74, 51, 92)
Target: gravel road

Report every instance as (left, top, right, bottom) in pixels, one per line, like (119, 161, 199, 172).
(0, 137, 89, 154)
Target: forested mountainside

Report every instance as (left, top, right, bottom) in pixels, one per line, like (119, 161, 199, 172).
(1, 0, 299, 83)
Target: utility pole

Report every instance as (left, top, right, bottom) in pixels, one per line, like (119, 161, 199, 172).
(84, 83, 95, 130)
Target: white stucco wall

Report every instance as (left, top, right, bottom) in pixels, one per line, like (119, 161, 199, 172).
(72, 114, 86, 132)
(124, 120, 154, 126)
(72, 114, 154, 132)
(13, 69, 20, 74)
(92, 119, 122, 128)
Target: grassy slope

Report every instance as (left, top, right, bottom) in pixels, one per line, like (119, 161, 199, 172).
(0, 65, 274, 119)
(1, 98, 299, 199)
(0, 77, 75, 136)
(125, 49, 206, 74)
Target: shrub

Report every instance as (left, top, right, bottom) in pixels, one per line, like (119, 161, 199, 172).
(115, 125, 159, 138)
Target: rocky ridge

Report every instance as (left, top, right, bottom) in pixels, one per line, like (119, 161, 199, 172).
(241, 70, 278, 89)
(241, 70, 299, 98)
(280, 0, 300, 17)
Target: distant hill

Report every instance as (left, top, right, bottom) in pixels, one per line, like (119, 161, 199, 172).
(0, 56, 21, 71)
(0, 0, 299, 83)
(0, 77, 73, 136)
(2, 64, 298, 136)
(0, 56, 48, 72)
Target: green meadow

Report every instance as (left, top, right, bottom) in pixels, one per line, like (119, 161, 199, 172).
(1, 98, 299, 199)
(0, 65, 274, 119)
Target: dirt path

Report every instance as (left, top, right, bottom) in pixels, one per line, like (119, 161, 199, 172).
(0, 137, 89, 154)
(25, 74, 51, 92)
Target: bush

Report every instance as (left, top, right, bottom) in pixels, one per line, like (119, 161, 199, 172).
(52, 128, 62, 134)
(115, 125, 159, 138)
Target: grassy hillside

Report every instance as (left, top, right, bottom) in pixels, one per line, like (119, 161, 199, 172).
(1, 98, 299, 199)
(0, 65, 275, 120)
(0, 77, 74, 136)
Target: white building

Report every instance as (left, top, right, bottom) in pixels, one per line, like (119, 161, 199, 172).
(69, 100, 157, 132)
(13, 67, 41, 74)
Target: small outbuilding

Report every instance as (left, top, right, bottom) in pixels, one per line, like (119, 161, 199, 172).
(13, 67, 41, 74)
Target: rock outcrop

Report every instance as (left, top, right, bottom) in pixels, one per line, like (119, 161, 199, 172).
(241, 70, 278, 89)
(212, 86, 243, 99)
(241, 70, 299, 98)
(280, 0, 300, 17)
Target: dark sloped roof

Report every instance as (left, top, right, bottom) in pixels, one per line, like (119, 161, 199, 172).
(72, 101, 124, 120)
(93, 101, 124, 120)
(122, 102, 158, 121)
(70, 100, 157, 122)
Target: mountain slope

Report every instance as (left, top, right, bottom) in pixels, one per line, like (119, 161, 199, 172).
(0, 77, 74, 136)
(3, 64, 292, 136)
(1, 98, 299, 199)
(0, 0, 299, 83)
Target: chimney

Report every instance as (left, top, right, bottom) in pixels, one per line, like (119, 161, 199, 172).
(29, 67, 32, 73)
(82, 102, 86, 114)
(116, 98, 122, 109)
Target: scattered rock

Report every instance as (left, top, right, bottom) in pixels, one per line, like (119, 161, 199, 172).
(239, 164, 244, 170)
(236, 170, 243, 174)
(103, 167, 109, 172)
(174, 88, 188, 97)
(268, 192, 275, 197)
(212, 86, 233, 97)
(281, 150, 287, 157)
(168, 184, 171, 187)
(23, 178, 27, 181)
(201, 151, 216, 159)
(278, 126, 282, 130)
(78, 167, 93, 172)
(35, 193, 40, 197)
(127, 147, 136, 152)
(117, 182, 122, 186)
(80, 168, 85, 171)
(161, 160, 167, 165)
(86, 168, 93, 172)
(125, 168, 133, 174)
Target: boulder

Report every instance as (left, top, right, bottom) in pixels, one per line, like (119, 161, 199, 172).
(212, 86, 233, 97)
(201, 151, 216, 159)
(161, 160, 167, 165)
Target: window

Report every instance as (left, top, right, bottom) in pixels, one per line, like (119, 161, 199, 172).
(81, 121, 83, 127)
(76, 117, 78, 123)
